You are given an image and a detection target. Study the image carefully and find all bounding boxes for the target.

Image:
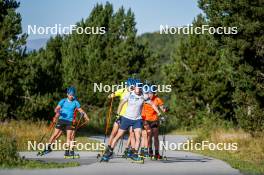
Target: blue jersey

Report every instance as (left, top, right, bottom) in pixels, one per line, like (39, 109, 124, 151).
(58, 98, 81, 121)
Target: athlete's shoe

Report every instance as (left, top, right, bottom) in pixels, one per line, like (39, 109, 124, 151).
(37, 147, 52, 156)
(122, 148, 132, 158)
(100, 148, 113, 162)
(139, 150, 150, 158)
(130, 153, 144, 163)
(100, 155, 110, 162)
(143, 152, 150, 158)
(64, 150, 70, 158)
(149, 149, 153, 157)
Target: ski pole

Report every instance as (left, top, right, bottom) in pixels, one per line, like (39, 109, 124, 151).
(71, 112, 84, 139)
(103, 96, 114, 144)
(159, 108, 169, 158)
(117, 136, 124, 156)
(37, 114, 58, 144)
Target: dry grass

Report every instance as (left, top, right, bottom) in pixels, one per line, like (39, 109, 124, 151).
(0, 120, 97, 151)
(194, 128, 264, 174)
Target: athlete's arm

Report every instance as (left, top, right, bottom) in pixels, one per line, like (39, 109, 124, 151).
(77, 108, 90, 122)
(54, 99, 65, 121)
(108, 88, 125, 99)
(54, 106, 61, 114)
(53, 106, 61, 122)
(147, 101, 161, 116)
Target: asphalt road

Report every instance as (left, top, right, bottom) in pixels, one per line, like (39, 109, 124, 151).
(0, 135, 241, 175)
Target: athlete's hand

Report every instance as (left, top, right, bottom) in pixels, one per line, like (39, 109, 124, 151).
(113, 112, 121, 118)
(164, 106, 169, 112)
(72, 119, 77, 126)
(52, 118, 57, 124)
(83, 113, 90, 123)
(160, 116, 166, 123)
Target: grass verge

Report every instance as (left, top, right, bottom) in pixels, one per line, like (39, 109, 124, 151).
(0, 120, 99, 169)
(192, 128, 264, 175)
(1, 160, 79, 169)
(0, 120, 99, 151)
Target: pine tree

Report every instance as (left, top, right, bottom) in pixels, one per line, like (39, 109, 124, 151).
(18, 36, 64, 119)
(164, 0, 263, 133)
(60, 3, 152, 106)
(0, 0, 27, 119)
(198, 0, 264, 133)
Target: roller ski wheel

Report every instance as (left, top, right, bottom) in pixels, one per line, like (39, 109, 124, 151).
(37, 149, 52, 156)
(130, 155, 144, 164)
(130, 157, 144, 164)
(151, 154, 167, 160)
(139, 152, 150, 159)
(64, 151, 80, 159)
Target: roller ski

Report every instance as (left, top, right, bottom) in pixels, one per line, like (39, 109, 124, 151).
(151, 154, 167, 160)
(100, 147, 113, 162)
(97, 145, 113, 160)
(97, 152, 114, 160)
(37, 149, 52, 156)
(122, 148, 133, 158)
(64, 150, 80, 159)
(100, 155, 110, 162)
(37, 145, 52, 156)
(139, 149, 150, 159)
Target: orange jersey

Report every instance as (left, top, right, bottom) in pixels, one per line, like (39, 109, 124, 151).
(142, 96, 164, 121)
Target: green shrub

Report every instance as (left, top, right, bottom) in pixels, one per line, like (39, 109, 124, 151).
(0, 133, 22, 167)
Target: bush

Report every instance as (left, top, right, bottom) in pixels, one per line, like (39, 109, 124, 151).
(0, 133, 21, 167)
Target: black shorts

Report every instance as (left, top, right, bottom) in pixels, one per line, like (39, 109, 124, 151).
(55, 119, 75, 130)
(143, 120, 159, 129)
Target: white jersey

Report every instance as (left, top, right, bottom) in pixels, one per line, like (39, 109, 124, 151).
(123, 91, 150, 120)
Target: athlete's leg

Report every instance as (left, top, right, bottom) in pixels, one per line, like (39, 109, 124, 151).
(130, 128, 142, 161)
(101, 129, 126, 160)
(141, 122, 150, 148)
(108, 122, 119, 146)
(152, 127, 160, 154)
(126, 134, 131, 147)
(48, 128, 62, 143)
(128, 127, 135, 149)
(141, 129, 147, 148)
(148, 129, 153, 147)
(70, 130, 75, 141)
(133, 128, 142, 150)
(110, 129, 126, 148)
(140, 128, 149, 157)
(66, 129, 74, 149)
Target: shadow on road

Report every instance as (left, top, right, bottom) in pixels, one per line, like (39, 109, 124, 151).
(160, 156, 212, 163)
(27, 155, 211, 166)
